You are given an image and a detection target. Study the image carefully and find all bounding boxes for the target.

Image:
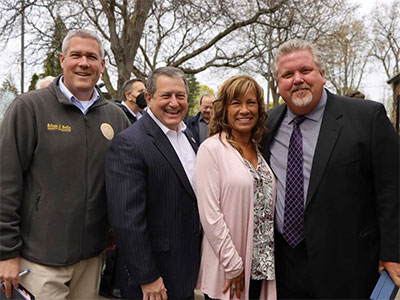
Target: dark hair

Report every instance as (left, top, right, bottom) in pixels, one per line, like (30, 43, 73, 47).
(345, 90, 365, 99)
(199, 94, 215, 105)
(209, 75, 266, 154)
(146, 67, 189, 97)
(121, 79, 145, 101)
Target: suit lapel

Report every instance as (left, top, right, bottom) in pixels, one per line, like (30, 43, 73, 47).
(184, 129, 198, 154)
(306, 92, 343, 209)
(263, 105, 287, 162)
(142, 114, 197, 200)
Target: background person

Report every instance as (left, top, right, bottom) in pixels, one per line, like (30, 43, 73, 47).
(35, 75, 55, 89)
(261, 39, 399, 299)
(345, 89, 365, 99)
(196, 75, 276, 300)
(0, 29, 129, 299)
(105, 66, 201, 300)
(185, 93, 216, 144)
(113, 78, 146, 124)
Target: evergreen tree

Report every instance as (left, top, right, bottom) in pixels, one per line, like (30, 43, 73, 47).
(28, 73, 39, 91)
(0, 76, 18, 121)
(0, 76, 18, 95)
(186, 74, 200, 119)
(28, 15, 67, 89)
(42, 15, 66, 77)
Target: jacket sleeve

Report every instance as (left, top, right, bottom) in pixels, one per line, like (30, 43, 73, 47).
(0, 98, 36, 260)
(371, 104, 400, 262)
(105, 132, 160, 285)
(195, 142, 243, 279)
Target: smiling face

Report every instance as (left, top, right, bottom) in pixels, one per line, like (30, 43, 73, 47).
(60, 36, 105, 100)
(146, 75, 188, 131)
(227, 89, 259, 140)
(276, 49, 326, 115)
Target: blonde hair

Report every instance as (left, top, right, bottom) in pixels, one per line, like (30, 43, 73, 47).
(209, 75, 266, 154)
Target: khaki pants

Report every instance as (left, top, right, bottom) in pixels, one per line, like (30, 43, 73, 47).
(19, 254, 102, 300)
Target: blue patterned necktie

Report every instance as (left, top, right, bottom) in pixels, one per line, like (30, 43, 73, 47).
(283, 115, 306, 248)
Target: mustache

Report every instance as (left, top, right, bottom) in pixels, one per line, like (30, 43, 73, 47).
(291, 84, 311, 93)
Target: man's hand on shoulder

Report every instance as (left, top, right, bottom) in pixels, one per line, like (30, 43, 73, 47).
(381, 261, 400, 287)
(141, 276, 168, 300)
(0, 257, 19, 298)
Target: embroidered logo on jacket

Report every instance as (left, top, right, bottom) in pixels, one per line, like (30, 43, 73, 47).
(47, 123, 72, 132)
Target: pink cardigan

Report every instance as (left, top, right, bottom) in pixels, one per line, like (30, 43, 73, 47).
(195, 133, 276, 300)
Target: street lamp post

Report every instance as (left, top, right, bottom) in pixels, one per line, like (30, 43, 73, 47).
(20, 0, 25, 94)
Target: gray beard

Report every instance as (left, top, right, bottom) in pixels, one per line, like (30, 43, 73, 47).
(291, 92, 313, 108)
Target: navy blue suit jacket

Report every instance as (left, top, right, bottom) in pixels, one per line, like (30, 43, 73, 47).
(261, 90, 400, 298)
(105, 112, 201, 298)
(185, 112, 201, 145)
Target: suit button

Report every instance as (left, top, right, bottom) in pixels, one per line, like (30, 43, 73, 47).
(194, 231, 199, 237)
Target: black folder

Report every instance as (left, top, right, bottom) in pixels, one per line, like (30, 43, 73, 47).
(0, 284, 35, 300)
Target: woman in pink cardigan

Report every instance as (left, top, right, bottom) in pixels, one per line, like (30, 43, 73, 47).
(196, 75, 276, 300)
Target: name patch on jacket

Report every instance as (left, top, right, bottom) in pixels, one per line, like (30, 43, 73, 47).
(47, 123, 72, 132)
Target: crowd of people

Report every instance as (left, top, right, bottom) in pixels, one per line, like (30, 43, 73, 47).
(0, 28, 399, 300)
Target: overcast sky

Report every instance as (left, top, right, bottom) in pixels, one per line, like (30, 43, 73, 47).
(201, 0, 393, 105)
(347, 0, 392, 104)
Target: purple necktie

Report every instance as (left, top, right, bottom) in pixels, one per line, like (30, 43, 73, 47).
(283, 115, 306, 248)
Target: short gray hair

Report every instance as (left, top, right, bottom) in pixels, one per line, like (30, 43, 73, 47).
(146, 67, 189, 97)
(36, 76, 55, 89)
(272, 39, 324, 78)
(62, 29, 104, 59)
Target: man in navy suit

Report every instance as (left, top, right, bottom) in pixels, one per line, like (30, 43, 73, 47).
(105, 66, 201, 300)
(261, 39, 400, 299)
(185, 93, 215, 145)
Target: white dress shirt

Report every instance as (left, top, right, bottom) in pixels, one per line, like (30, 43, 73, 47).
(147, 109, 196, 190)
(121, 101, 142, 120)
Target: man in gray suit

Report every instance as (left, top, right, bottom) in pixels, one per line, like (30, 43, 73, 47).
(105, 66, 201, 300)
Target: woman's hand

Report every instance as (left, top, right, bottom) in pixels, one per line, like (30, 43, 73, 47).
(222, 270, 244, 299)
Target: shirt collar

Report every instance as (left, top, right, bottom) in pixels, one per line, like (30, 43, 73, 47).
(147, 108, 187, 134)
(58, 76, 100, 103)
(199, 112, 205, 122)
(287, 88, 327, 123)
(121, 101, 137, 117)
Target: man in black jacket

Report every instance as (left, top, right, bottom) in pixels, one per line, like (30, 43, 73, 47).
(262, 39, 399, 299)
(114, 79, 146, 124)
(185, 93, 215, 144)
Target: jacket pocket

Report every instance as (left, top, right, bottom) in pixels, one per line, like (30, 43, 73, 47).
(34, 193, 40, 211)
(24, 193, 41, 238)
(150, 238, 169, 252)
